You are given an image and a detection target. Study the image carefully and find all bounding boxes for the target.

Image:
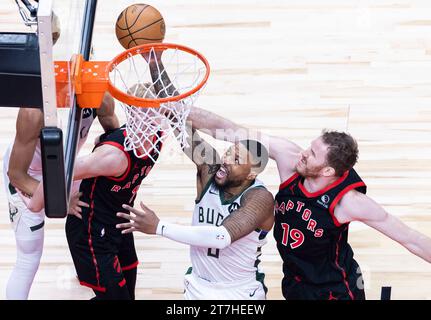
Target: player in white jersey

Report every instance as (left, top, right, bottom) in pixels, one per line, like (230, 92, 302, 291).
(117, 136, 274, 300)
(3, 94, 118, 300)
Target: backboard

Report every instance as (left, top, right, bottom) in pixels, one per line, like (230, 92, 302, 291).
(41, 0, 97, 217)
(0, 0, 97, 217)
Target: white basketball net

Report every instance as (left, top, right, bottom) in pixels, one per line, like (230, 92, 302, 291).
(109, 46, 208, 162)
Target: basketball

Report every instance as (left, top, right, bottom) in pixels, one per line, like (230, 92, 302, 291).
(115, 3, 165, 49)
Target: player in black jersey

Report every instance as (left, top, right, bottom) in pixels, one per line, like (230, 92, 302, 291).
(64, 126, 162, 300)
(26, 125, 162, 300)
(182, 109, 431, 300)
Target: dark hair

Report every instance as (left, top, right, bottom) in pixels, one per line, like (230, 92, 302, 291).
(238, 140, 269, 174)
(321, 130, 359, 176)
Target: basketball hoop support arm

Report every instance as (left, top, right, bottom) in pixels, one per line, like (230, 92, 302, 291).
(38, 0, 57, 127)
(64, 0, 98, 202)
(38, 0, 68, 218)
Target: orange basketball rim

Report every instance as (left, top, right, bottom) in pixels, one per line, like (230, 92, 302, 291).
(54, 43, 210, 108)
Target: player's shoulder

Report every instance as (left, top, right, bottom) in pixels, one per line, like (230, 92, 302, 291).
(17, 108, 43, 125)
(335, 188, 371, 223)
(340, 187, 366, 203)
(15, 108, 43, 140)
(242, 185, 274, 206)
(91, 143, 129, 171)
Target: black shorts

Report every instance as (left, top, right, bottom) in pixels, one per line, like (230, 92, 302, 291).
(282, 275, 366, 300)
(65, 215, 138, 293)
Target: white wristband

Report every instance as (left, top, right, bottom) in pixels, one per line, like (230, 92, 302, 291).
(156, 220, 232, 249)
(156, 220, 167, 236)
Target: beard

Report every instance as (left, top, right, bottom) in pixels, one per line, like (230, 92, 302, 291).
(295, 162, 326, 178)
(214, 176, 244, 189)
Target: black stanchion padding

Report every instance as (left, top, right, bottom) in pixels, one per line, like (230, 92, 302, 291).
(41, 127, 68, 218)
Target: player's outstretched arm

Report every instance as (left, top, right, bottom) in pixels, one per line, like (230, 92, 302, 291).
(146, 55, 298, 181)
(73, 144, 129, 181)
(188, 106, 302, 182)
(24, 145, 127, 213)
(147, 56, 221, 186)
(96, 92, 120, 132)
(146, 54, 300, 180)
(8, 109, 43, 196)
(117, 202, 231, 249)
(336, 190, 431, 263)
(21, 145, 125, 213)
(116, 188, 274, 248)
(183, 126, 221, 191)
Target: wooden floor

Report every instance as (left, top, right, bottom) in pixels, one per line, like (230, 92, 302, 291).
(1, 0, 431, 300)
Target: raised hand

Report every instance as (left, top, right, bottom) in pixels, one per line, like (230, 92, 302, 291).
(116, 201, 160, 235)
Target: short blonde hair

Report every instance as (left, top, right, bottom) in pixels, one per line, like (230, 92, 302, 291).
(129, 82, 157, 99)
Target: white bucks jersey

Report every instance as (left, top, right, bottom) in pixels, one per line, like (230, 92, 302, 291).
(190, 178, 269, 283)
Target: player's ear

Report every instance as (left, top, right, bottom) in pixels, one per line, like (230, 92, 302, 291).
(247, 170, 258, 181)
(322, 166, 336, 177)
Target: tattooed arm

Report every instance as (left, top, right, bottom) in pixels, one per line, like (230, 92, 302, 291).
(148, 55, 301, 182)
(147, 55, 220, 193)
(183, 127, 221, 194)
(222, 188, 274, 241)
(188, 106, 303, 183)
(148, 56, 179, 98)
(116, 188, 274, 248)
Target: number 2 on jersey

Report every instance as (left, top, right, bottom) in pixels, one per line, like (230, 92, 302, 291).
(281, 223, 304, 249)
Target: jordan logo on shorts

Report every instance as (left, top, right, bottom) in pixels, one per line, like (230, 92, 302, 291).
(9, 203, 18, 223)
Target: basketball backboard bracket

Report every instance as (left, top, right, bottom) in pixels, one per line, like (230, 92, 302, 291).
(37, 0, 57, 127)
(15, 0, 38, 26)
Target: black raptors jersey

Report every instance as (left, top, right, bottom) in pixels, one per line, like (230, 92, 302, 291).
(79, 127, 162, 227)
(273, 169, 367, 300)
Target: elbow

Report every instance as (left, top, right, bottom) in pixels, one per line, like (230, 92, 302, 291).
(213, 228, 232, 249)
(27, 202, 43, 213)
(7, 170, 21, 187)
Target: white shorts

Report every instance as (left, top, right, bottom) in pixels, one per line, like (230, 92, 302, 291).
(3, 147, 45, 238)
(3, 146, 81, 235)
(184, 271, 267, 300)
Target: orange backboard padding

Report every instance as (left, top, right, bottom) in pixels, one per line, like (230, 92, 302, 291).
(54, 56, 109, 109)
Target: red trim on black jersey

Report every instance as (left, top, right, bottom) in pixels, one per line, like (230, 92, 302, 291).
(334, 228, 355, 300)
(122, 260, 139, 271)
(99, 141, 132, 181)
(118, 278, 126, 288)
(87, 177, 102, 290)
(279, 173, 299, 191)
(298, 171, 349, 198)
(79, 281, 106, 292)
(328, 181, 367, 227)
